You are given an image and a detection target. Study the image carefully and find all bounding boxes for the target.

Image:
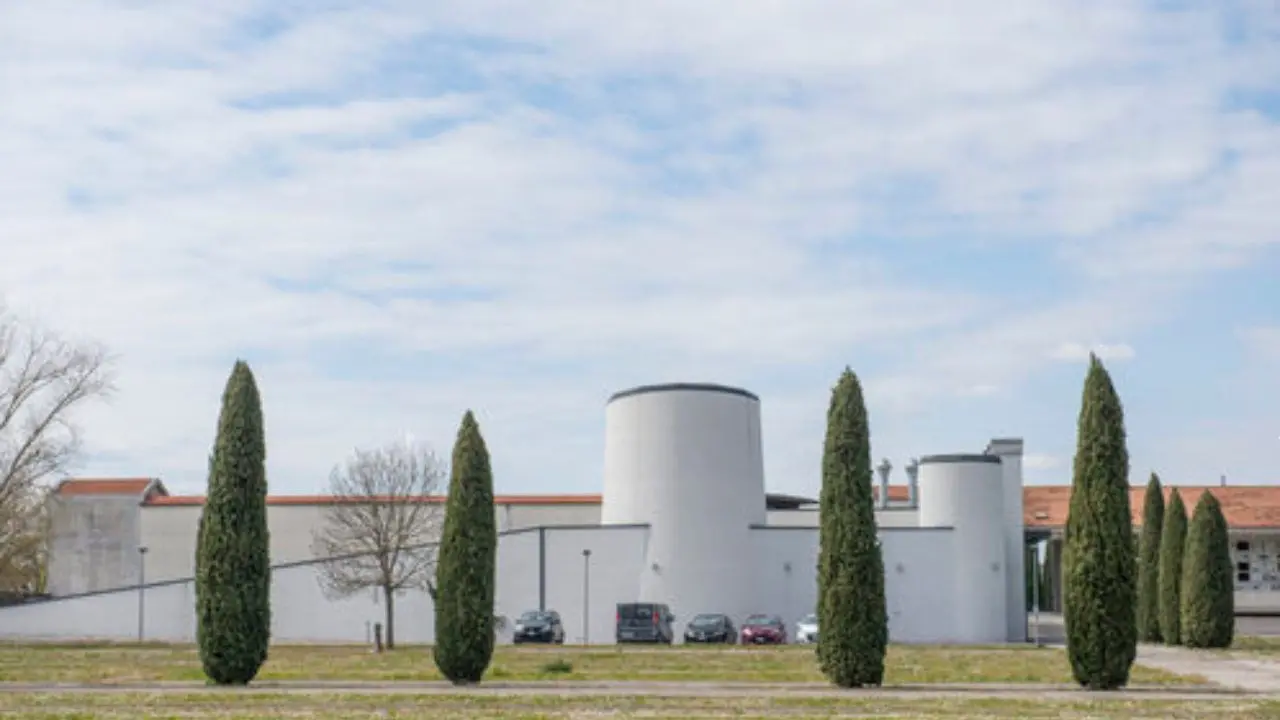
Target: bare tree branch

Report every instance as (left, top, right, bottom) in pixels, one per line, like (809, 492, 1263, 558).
(0, 304, 115, 594)
(311, 438, 445, 649)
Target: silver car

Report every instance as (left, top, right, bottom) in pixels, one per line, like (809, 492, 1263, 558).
(794, 613, 818, 644)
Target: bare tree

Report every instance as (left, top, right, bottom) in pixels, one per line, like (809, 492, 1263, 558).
(0, 483, 51, 594)
(312, 440, 446, 649)
(0, 304, 114, 593)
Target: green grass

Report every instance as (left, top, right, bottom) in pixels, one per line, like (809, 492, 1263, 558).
(1225, 636, 1280, 653)
(0, 642, 1201, 686)
(0, 691, 1271, 719)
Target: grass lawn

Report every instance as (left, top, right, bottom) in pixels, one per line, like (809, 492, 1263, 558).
(0, 691, 1270, 719)
(1226, 637, 1280, 654)
(0, 642, 1201, 685)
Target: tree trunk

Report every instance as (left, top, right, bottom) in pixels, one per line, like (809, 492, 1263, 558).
(384, 585, 395, 650)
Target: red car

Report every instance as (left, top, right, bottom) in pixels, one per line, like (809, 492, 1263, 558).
(739, 614, 787, 645)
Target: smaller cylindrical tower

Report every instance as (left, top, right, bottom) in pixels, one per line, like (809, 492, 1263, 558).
(916, 454, 1007, 644)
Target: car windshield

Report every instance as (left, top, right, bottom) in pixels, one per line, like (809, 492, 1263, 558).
(690, 614, 722, 628)
(745, 615, 780, 626)
(519, 611, 551, 623)
(800, 614, 817, 625)
(619, 604, 656, 623)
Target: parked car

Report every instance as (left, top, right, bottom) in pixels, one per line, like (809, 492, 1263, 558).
(740, 614, 787, 645)
(683, 613, 737, 644)
(794, 613, 818, 644)
(616, 602, 675, 644)
(512, 609, 565, 644)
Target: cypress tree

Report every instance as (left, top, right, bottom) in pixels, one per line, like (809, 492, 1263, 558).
(194, 360, 271, 686)
(1062, 354, 1136, 690)
(1158, 489, 1188, 645)
(1136, 473, 1165, 642)
(433, 411, 497, 684)
(1180, 491, 1235, 648)
(816, 367, 887, 688)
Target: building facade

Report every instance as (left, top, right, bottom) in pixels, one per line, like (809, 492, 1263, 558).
(7, 382, 1034, 645)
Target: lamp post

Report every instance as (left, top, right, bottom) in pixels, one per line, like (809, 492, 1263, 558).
(582, 549, 592, 645)
(137, 546, 148, 642)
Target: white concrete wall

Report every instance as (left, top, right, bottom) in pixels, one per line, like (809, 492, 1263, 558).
(749, 527, 957, 644)
(47, 496, 143, 595)
(766, 508, 920, 528)
(542, 525, 649, 644)
(601, 385, 766, 633)
(987, 438, 1027, 642)
(139, 501, 601, 588)
(0, 525, 649, 645)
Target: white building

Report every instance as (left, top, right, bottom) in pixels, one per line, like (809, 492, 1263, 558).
(0, 382, 1030, 645)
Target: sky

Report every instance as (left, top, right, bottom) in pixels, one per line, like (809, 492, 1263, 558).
(1, 1, 1278, 498)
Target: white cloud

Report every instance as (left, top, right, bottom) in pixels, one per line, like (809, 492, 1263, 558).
(1241, 326, 1280, 359)
(0, 1, 1276, 495)
(1048, 342, 1137, 363)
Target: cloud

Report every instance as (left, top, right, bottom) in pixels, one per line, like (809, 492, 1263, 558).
(1241, 326, 1280, 359)
(1048, 342, 1137, 363)
(0, 1, 1276, 496)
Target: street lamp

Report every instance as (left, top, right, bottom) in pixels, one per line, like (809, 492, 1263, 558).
(582, 549, 592, 645)
(137, 546, 149, 642)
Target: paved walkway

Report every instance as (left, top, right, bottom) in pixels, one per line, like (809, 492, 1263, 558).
(1138, 644, 1280, 693)
(0, 679, 1260, 702)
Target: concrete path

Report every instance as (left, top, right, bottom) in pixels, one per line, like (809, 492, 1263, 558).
(0, 679, 1259, 702)
(1138, 644, 1280, 693)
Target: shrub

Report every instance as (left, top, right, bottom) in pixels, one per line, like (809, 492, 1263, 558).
(1062, 354, 1136, 690)
(1180, 491, 1235, 648)
(1158, 489, 1188, 645)
(433, 411, 498, 684)
(194, 360, 271, 686)
(816, 367, 887, 688)
(540, 659, 573, 675)
(1137, 473, 1165, 642)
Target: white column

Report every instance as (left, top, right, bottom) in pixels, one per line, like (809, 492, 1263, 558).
(986, 438, 1026, 643)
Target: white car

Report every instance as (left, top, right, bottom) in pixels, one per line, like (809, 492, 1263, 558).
(794, 613, 818, 644)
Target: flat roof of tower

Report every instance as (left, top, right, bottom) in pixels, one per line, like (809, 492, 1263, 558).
(607, 382, 759, 404)
(918, 453, 1002, 465)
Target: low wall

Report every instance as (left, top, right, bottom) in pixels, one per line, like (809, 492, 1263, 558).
(0, 525, 651, 644)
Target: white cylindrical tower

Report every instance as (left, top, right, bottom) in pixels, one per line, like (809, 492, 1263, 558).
(601, 383, 766, 632)
(916, 454, 1007, 644)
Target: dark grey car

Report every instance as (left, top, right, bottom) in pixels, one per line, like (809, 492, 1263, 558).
(615, 602, 674, 644)
(512, 610, 565, 644)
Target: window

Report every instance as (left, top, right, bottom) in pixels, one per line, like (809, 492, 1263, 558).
(1238, 541, 1251, 552)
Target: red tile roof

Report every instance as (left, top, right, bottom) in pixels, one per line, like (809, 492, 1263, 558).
(146, 493, 604, 507)
(74, 476, 1280, 529)
(55, 478, 163, 497)
(1023, 485, 1280, 530)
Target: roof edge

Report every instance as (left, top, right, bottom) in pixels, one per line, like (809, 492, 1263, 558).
(608, 382, 759, 404)
(918, 453, 1002, 465)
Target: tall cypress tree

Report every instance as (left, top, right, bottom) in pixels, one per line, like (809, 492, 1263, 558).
(195, 360, 271, 686)
(1180, 491, 1235, 649)
(816, 367, 887, 688)
(1062, 354, 1136, 690)
(1137, 473, 1165, 642)
(433, 411, 497, 684)
(1157, 489, 1188, 645)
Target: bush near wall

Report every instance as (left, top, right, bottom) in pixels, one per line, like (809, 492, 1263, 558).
(433, 411, 498, 685)
(816, 367, 887, 688)
(1137, 473, 1165, 643)
(1180, 491, 1234, 649)
(194, 360, 271, 686)
(1062, 354, 1137, 690)
(1158, 489, 1188, 645)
